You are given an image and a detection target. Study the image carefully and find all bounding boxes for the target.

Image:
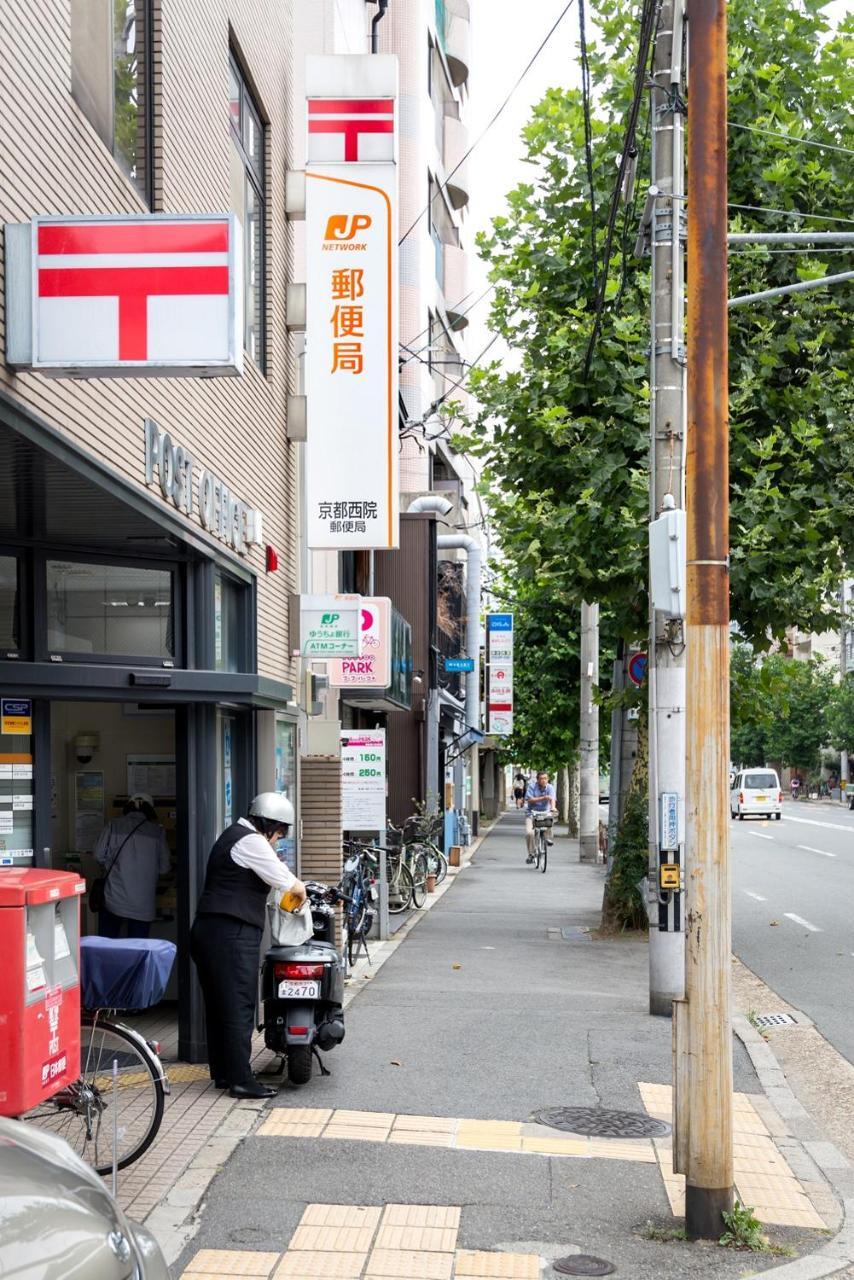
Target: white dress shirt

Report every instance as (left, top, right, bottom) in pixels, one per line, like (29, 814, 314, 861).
(230, 817, 298, 892)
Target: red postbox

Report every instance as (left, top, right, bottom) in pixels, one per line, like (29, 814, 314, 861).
(0, 869, 85, 1115)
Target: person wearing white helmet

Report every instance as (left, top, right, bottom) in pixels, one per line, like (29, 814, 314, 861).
(94, 793, 170, 938)
(191, 792, 306, 1099)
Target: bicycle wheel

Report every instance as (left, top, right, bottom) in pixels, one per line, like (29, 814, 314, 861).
(422, 841, 448, 885)
(347, 899, 368, 966)
(24, 1017, 165, 1174)
(409, 851, 428, 908)
(388, 861, 414, 913)
(539, 834, 548, 874)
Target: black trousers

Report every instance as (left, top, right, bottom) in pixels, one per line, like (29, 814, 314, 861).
(190, 913, 262, 1086)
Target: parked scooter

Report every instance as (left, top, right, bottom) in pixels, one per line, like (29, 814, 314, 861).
(260, 881, 346, 1085)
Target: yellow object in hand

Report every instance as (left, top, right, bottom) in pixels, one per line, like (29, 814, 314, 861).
(280, 889, 302, 912)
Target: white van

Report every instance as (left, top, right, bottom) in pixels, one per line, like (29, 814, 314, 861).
(730, 768, 782, 820)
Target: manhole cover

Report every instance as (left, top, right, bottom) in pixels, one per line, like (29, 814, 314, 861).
(753, 1012, 797, 1028)
(553, 1256, 616, 1276)
(533, 1106, 670, 1138)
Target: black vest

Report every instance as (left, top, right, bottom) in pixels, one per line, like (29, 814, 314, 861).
(195, 822, 270, 930)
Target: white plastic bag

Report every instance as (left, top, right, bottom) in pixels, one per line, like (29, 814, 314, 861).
(267, 894, 313, 947)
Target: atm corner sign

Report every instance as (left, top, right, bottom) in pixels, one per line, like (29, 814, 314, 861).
(1, 699, 32, 734)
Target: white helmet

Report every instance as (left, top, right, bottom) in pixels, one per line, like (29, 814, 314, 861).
(249, 792, 294, 827)
(128, 792, 154, 809)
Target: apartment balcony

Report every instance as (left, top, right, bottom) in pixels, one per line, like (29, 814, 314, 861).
(443, 243, 468, 330)
(444, 0, 471, 88)
(443, 114, 469, 211)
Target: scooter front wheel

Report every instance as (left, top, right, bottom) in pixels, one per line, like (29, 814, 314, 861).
(287, 1045, 313, 1085)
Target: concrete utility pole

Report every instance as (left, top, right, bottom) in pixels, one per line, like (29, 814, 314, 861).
(579, 601, 600, 862)
(677, 0, 734, 1238)
(647, 0, 687, 1016)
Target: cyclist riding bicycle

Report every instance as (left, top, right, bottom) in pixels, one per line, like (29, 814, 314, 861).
(525, 770, 557, 863)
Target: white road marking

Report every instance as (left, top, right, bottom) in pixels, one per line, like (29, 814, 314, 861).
(783, 813, 854, 834)
(796, 844, 836, 858)
(748, 831, 774, 840)
(743, 891, 767, 902)
(784, 912, 821, 932)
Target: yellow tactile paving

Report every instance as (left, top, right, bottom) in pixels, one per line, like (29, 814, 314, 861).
(388, 1130, 454, 1147)
(273, 1252, 367, 1279)
(167, 1064, 217, 1084)
(455, 1250, 541, 1279)
(381, 1205, 461, 1230)
(334, 1109, 396, 1126)
(364, 1249, 454, 1279)
(374, 1224, 459, 1251)
(457, 1135, 524, 1152)
(288, 1225, 377, 1252)
(324, 1124, 395, 1142)
(391, 1115, 458, 1133)
(298, 1205, 382, 1230)
(183, 1251, 280, 1276)
(520, 1136, 588, 1156)
(258, 1120, 329, 1138)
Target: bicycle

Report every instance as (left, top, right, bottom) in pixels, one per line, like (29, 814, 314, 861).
(531, 813, 553, 874)
(23, 1008, 169, 1175)
(364, 838, 415, 913)
(402, 814, 448, 886)
(341, 842, 377, 966)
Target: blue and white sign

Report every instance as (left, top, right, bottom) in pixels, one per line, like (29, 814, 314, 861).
(486, 612, 514, 735)
(659, 790, 680, 852)
(487, 614, 513, 631)
(444, 656, 475, 673)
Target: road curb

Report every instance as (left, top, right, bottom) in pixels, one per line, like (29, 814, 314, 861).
(149, 821, 495, 1266)
(733, 1012, 854, 1276)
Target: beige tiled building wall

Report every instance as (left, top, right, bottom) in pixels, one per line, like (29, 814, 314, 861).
(0, 0, 298, 684)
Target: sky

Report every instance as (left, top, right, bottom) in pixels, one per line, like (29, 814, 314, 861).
(463, 0, 852, 359)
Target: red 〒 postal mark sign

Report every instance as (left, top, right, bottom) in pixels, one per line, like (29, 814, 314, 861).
(308, 99, 395, 163)
(29, 215, 242, 374)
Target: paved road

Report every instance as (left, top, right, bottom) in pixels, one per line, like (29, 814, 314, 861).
(732, 799, 854, 1061)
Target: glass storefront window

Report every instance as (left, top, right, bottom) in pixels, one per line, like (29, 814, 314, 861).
(46, 560, 174, 660)
(275, 716, 297, 873)
(214, 572, 245, 672)
(0, 557, 20, 654)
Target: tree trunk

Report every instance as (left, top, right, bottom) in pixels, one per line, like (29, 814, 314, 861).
(567, 760, 580, 837)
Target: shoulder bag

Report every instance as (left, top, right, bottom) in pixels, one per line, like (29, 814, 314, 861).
(89, 815, 147, 913)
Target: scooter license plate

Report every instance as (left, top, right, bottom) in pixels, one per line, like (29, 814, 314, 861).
(277, 980, 321, 999)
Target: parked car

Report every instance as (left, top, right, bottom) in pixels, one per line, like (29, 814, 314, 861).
(0, 1115, 169, 1280)
(730, 768, 783, 820)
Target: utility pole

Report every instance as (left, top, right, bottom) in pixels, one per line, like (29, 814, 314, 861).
(647, 0, 687, 1016)
(579, 601, 600, 862)
(677, 0, 733, 1238)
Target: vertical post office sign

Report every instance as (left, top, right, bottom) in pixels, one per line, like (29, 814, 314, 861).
(304, 55, 400, 550)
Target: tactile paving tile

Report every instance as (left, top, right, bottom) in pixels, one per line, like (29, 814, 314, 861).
(183, 1250, 281, 1276)
(364, 1249, 454, 1279)
(381, 1205, 461, 1229)
(167, 1065, 217, 1084)
(374, 1224, 458, 1252)
(273, 1251, 367, 1278)
(333, 1109, 396, 1126)
(390, 1114, 458, 1133)
(257, 1119, 328, 1138)
(454, 1250, 541, 1278)
(288, 1224, 376, 1252)
(298, 1205, 383, 1230)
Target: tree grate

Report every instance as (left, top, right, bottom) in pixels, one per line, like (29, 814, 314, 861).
(533, 1106, 670, 1138)
(553, 1256, 616, 1276)
(753, 1012, 797, 1028)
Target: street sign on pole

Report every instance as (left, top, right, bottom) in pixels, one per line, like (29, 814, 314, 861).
(444, 656, 474, 673)
(628, 652, 648, 686)
(486, 614, 514, 734)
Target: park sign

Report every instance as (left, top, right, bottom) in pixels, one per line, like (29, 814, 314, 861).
(304, 54, 399, 551)
(290, 594, 363, 658)
(328, 597, 392, 688)
(5, 215, 243, 376)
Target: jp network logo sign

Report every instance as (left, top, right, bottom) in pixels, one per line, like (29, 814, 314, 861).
(323, 214, 372, 250)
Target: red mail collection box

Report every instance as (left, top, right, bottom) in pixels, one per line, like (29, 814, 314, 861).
(0, 869, 85, 1115)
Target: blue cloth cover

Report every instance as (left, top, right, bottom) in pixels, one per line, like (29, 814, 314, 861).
(80, 937, 177, 1010)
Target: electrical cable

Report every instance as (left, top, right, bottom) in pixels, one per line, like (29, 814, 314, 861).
(399, 284, 495, 363)
(728, 203, 854, 227)
(578, 0, 599, 294)
(582, 0, 658, 381)
(399, 334, 500, 441)
(398, 0, 578, 246)
(729, 122, 854, 158)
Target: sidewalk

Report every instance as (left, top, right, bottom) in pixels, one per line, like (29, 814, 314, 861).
(169, 812, 840, 1279)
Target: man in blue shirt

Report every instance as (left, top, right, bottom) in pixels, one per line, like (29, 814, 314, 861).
(525, 771, 557, 863)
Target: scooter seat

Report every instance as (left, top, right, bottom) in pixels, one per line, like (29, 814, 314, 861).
(266, 941, 338, 959)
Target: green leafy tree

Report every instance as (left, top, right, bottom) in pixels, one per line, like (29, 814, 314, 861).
(458, 0, 854, 651)
(730, 650, 833, 773)
(828, 674, 854, 757)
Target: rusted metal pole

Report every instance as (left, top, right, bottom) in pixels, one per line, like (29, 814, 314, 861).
(682, 0, 733, 1240)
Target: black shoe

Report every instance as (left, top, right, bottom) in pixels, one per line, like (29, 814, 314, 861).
(214, 1079, 228, 1089)
(229, 1081, 277, 1099)
(547, 839, 554, 846)
(526, 854, 534, 864)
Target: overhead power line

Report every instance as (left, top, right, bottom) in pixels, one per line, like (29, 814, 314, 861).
(582, 0, 658, 381)
(398, 0, 578, 246)
(400, 284, 496, 363)
(728, 203, 854, 227)
(729, 122, 854, 158)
